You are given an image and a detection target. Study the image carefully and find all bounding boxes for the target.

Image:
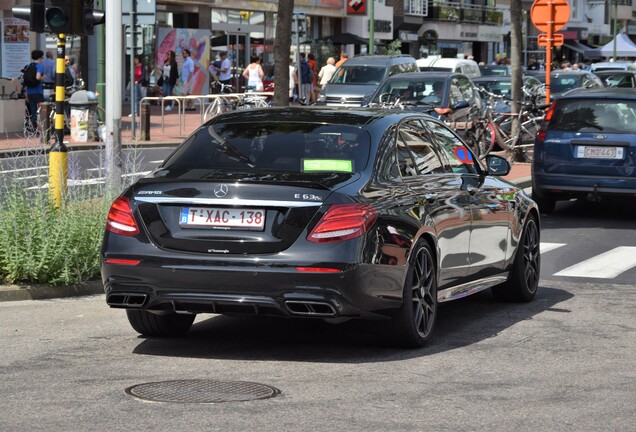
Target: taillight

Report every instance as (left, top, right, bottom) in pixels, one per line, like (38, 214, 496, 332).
(106, 197, 139, 236)
(307, 203, 378, 243)
(537, 102, 557, 144)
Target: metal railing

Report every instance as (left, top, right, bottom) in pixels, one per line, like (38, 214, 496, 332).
(137, 92, 273, 137)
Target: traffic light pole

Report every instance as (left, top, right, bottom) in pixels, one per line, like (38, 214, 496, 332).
(49, 33, 68, 208)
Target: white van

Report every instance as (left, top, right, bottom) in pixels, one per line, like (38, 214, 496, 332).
(416, 57, 481, 78)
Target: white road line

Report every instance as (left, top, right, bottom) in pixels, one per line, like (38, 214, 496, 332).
(0, 165, 48, 174)
(554, 246, 636, 279)
(540, 242, 566, 254)
(25, 171, 152, 189)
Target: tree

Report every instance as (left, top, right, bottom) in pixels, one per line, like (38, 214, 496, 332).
(510, 0, 523, 161)
(273, 0, 294, 107)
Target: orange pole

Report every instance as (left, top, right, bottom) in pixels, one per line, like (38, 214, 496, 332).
(545, 0, 554, 104)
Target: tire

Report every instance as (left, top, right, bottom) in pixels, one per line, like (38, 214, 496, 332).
(532, 189, 556, 214)
(389, 241, 438, 348)
(126, 309, 195, 337)
(492, 215, 540, 302)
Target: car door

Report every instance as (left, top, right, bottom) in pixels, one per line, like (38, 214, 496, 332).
(425, 118, 512, 277)
(394, 118, 473, 289)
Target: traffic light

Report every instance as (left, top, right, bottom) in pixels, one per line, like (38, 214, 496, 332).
(12, 0, 104, 35)
(44, 0, 79, 34)
(12, 0, 46, 33)
(83, 2, 105, 36)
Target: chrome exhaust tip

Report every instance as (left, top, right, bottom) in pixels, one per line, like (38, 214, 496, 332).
(284, 300, 337, 317)
(107, 293, 148, 308)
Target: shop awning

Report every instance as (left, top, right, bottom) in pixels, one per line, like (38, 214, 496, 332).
(563, 40, 592, 54)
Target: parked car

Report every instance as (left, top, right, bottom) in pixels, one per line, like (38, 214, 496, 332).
(101, 107, 540, 348)
(592, 70, 636, 88)
(416, 57, 481, 78)
(365, 72, 483, 146)
(590, 61, 636, 73)
(532, 88, 636, 212)
(527, 70, 603, 100)
(316, 55, 418, 107)
(479, 64, 511, 76)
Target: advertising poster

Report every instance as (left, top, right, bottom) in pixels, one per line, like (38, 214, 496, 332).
(156, 27, 211, 96)
(1, 17, 31, 79)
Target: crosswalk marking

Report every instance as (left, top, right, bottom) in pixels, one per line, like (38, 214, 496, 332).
(541, 242, 566, 254)
(553, 246, 636, 279)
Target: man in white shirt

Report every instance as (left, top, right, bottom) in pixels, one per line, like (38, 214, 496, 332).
(181, 49, 195, 109)
(215, 52, 232, 88)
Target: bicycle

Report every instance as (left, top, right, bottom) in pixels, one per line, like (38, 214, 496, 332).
(203, 86, 269, 122)
(473, 87, 547, 162)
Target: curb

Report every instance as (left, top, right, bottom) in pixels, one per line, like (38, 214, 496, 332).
(0, 279, 104, 302)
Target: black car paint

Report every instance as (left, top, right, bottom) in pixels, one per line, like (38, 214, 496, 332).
(102, 107, 537, 321)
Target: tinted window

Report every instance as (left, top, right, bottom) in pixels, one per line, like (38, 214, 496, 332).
(330, 65, 386, 84)
(425, 120, 477, 174)
(396, 120, 447, 176)
(372, 78, 445, 104)
(549, 99, 636, 134)
(163, 122, 372, 174)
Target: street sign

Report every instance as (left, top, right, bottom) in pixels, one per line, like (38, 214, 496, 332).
(125, 30, 143, 54)
(538, 33, 564, 47)
(530, 0, 570, 33)
(122, 0, 156, 26)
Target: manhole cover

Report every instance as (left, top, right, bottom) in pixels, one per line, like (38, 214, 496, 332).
(125, 379, 281, 403)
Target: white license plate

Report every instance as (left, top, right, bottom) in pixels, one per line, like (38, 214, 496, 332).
(576, 146, 624, 159)
(180, 207, 265, 229)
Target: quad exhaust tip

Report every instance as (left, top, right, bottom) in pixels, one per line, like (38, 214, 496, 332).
(285, 300, 337, 317)
(107, 293, 148, 308)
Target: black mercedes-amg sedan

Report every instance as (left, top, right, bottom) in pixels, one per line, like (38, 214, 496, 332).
(101, 107, 540, 347)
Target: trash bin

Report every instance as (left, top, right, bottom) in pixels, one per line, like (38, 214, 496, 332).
(68, 90, 98, 143)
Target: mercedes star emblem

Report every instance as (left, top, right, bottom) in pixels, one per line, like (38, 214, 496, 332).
(214, 184, 229, 198)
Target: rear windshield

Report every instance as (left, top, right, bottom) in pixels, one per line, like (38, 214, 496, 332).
(476, 80, 512, 98)
(549, 99, 636, 133)
(330, 65, 386, 85)
(551, 76, 582, 94)
(162, 122, 372, 175)
(372, 78, 445, 104)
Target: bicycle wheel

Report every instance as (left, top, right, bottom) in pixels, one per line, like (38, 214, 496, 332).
(478, 122, 497, 157)
(517, 119, 541, 163)
(203, 100, 223, 121)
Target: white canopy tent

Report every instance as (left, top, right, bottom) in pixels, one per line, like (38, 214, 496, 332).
(584, 33, 636, 58)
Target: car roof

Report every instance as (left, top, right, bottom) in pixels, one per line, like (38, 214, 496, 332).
(555, 87, 636, 100)
(593, 70, 636, 76)
(346, 55, 416, 66)
(209, 106, 428, 127)
(383, 71, 461, 80)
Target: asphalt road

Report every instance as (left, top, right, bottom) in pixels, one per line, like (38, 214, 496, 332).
(1, 276, 634, 431)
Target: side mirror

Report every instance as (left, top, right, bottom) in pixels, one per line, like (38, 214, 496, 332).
(486, 154, 510, 176)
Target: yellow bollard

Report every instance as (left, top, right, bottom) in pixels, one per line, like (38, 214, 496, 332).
(49, 144, 68, 208)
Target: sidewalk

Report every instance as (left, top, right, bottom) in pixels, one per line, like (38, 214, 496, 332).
(0, 104, 531, 302)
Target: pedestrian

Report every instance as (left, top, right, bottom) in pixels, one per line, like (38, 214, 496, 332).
(307, 53, 317, 102)
(162, 50, 178, 111)
(335, 52, 348, 69)
(215, 51, 232, 87)
(64, 55, 76, 88)
(41, 50, 55, 100)
(296, 53, 313, 105)
(317, 56, 336, 90)
(527, 56, 540, 71)
(23, 49, 44, 133)
(289, 57, 298, 102)
(242, 55, 264, 92)
(128, 55, 143, 117)
(181, 48, 195, 110)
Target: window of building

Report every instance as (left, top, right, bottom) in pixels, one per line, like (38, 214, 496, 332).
(405, 0, 429, 17)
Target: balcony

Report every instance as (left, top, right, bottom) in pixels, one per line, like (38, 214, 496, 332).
(424, 2, 504, 26)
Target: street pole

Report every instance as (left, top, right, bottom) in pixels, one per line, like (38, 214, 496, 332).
(106, 0, 123, 193)
(369, 0, 374, 54)
(613, 0, 617, 61)
(49, 34, 68, 208)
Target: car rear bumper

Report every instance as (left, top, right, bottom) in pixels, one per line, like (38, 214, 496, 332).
(533, 172, 636, 196)
(102, 259, 405, 320)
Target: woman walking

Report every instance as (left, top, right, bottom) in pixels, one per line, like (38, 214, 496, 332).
(162, 50, 178, 111)
(242, 56, 264, 92)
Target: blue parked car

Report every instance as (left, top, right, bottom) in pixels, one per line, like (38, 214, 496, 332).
(532, 88, 636, 212)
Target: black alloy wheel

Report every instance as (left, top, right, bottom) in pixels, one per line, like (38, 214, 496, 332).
(492, 215, 540, 302)
(390, 241, 438, 348)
